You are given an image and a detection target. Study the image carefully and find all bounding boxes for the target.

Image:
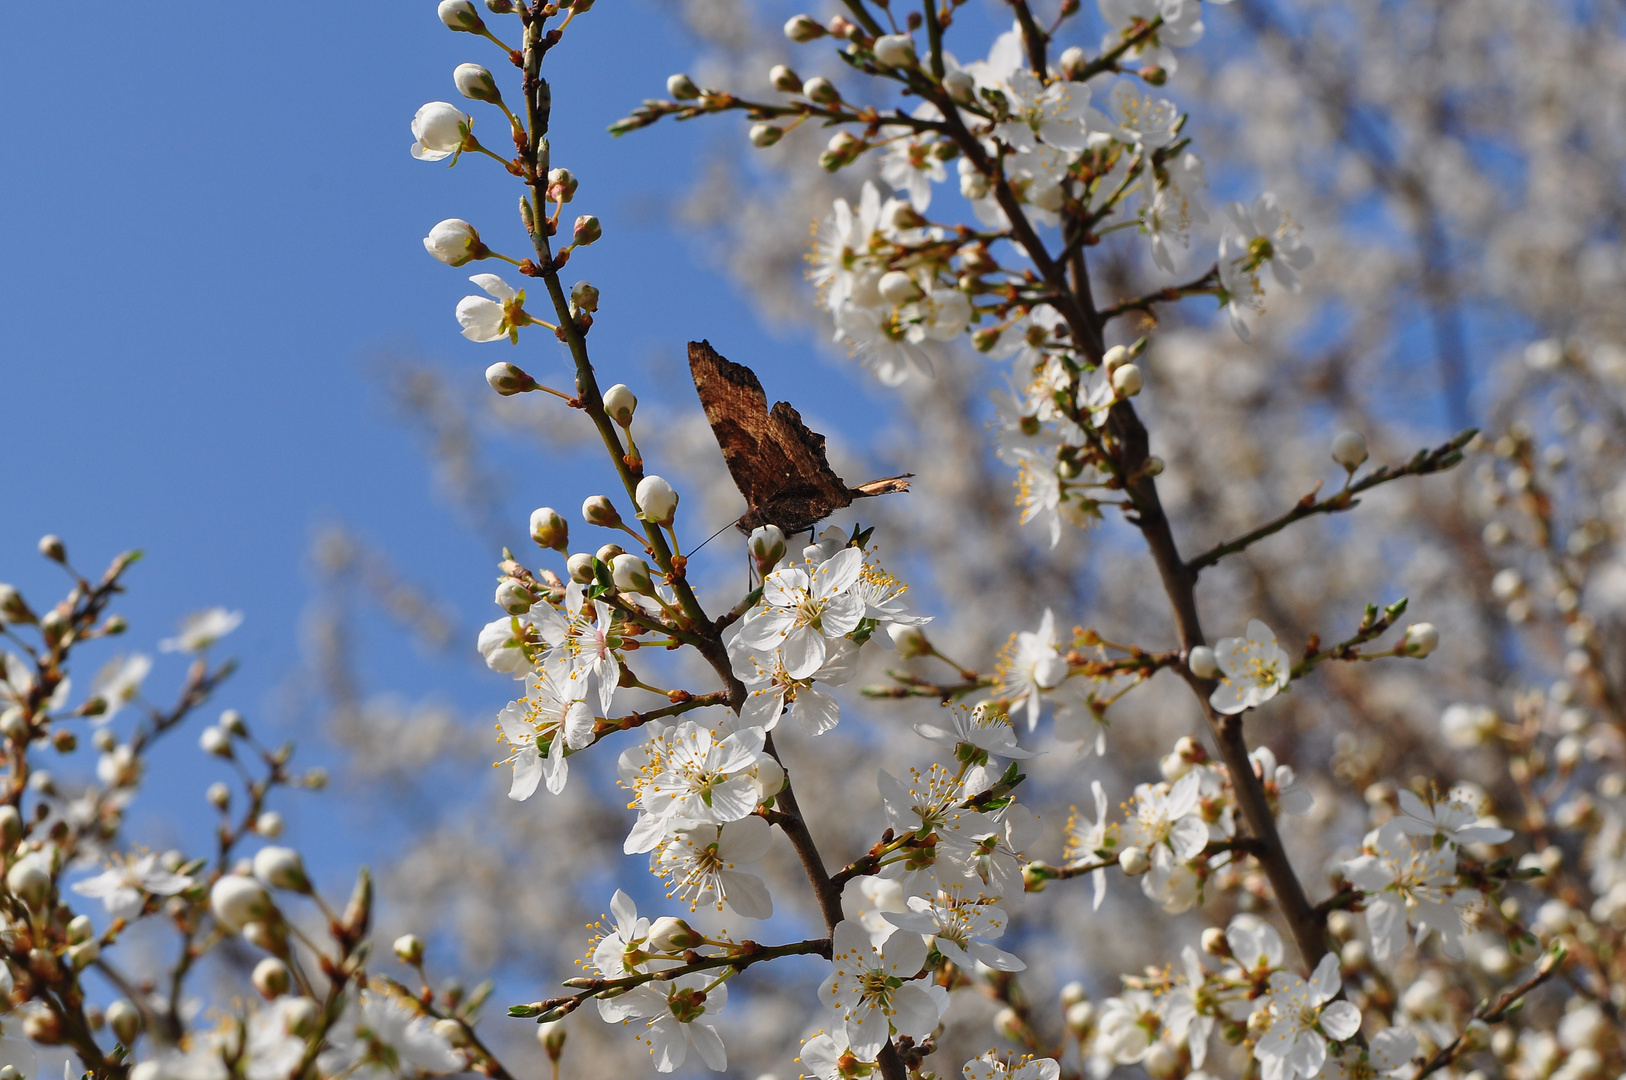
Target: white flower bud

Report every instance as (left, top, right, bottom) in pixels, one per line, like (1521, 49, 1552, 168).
(1340, 938, 1368, 970)
(571, 280, 599, 311)
(0, 583, 32, 625)
(1331, 430, 1368, 469)
(784, 14, 825, 41)
(769, 65, 801, 92)
(256, 811, 285, 838)
(1188, 645, 1219, 678)
(438, 0, 486, 32)
(38, 535, 66, 562)
(107, 999, 142, 1045)
(993, 1007, 1023, 1042)
(873, 34, 917, 67)
(1058, 45, 1087, 80)
(453, 63, 502, 104)
(304, 767, 328, 790)
(495, 578, 533, 614)
(199, 726, 232, 757)
(667, 73, 701, 100)
(959, 159, 990, 199)
(207, 781, 231, 809)
(0, 804, 21, 847)
(1111, 363, 1144, 397)
(7, 852, 52, 910)
(253, 846, 310, 892)
(887, 622, 930, 657)
(571, 215, 602, 247)
(1065, 1000, 1095, 1035)
(1118, 846, 1150, 876)
(424, 219, 487, 267)
(595, 543, 625, 564)
(433, 1018, 470, 1047)
(538, 1019, 567, 1060)
(748, 525, 787, 573)
(647, 915, 703, 952)
(1403, 622, 1439, 657)
(1143, 1041, 1179, 1080)
(566, 552, 596, 583)
(749, 123, 783, 148)
(582, 495, 622, 527)
(943, 69, 975, 104)
(1200, 927, 1229, 956)
(1490, 568, 1522, 600)
(878, 270, 922, 304)
(802, 76, 839, 104)
(411, 102, 471, 161)
(603, 384, 637, 425)
(547, 167, 578, 203)
(635, 475, 679, 526)
(394, 934, 426, 965)
(0, 709, 28, 743)
(611, 554, 653, 594)
(210, 875, 272, 932)
(485, 361, 537, 396)
(530, 507, 569, 551)
(1102, 344, 1130, 372)
(66, 914, 94, 945)
(217, 709, 246, 738)
(253, 957, 292, 999)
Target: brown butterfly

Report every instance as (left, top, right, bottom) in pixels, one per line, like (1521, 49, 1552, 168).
(688, 340, 911, 534)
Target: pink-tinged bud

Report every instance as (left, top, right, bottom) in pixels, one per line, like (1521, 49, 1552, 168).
(438, 0, 486, 32)
(873, 34, 916, 68)
(424, 218, 488, 267)
(611, 553, 653, 594)
(571, 280, 599, 312)
(635, 475, 678, 525)
(749, 123, 783, 148)
(1111, 363, 1143, 397)
(748, 524, 786, 574)
(547, 168, 577, 203)
(530, 507, 569, 552)
(572, 215, 602, 246)
(994, 1007, 1023, 1042)
(784, 14, 825, 41)
(485, 0, 518, 11)
(566, 553, 596, 583)
(1140, 65, 1167, 86)
(666, 74, 700, 101)
(827, 15, 858, 39)
(1065, 1001, 1095, 1035)
(1403, 622, 1439, 657)
(582, 495, 621, 527)
(454, 63, 503, 105)
(1187, 645, 1218, 678)
(485, 361, 537, 396)
(1331, 430, 1368, 469)
(802, 76, 840, 104)
(769, 65, 801, 92)
(603, 383, 637, 425)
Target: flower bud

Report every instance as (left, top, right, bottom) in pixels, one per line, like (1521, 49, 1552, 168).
(547, 169, 578, 206)
(253, 846, 310, 892)
(394, 934, 426, 965)
(433, 1018, 470, 1047)
(769, 65, 801, 92)
(749, 123, 783, 148)
(878, 270, 922, 305)
(538, 1020, 567, 1061)
(572, 215, 602, 247)
(424, 219, 488, 268)
(802, 76, 839, 104)
(748, 524, 787, 574)
(65, 914, 94, 945)
(207, 781, 231, 809)
(567, 553, 596, 583)
(484, 361, 537, 397)
(1059, 981, 1087, 1008)
(242, 920, 287, 956)
(1340, 938, 1368, 970)
(0, 584, 33, 625)
(453, 63, 502, 104)
(530, 507, 569, 552)
(667, 74, 701, 100)
(0, 804, 21, 847)
(38, 534, 66, 562)
(959, 164, 990, 200)
(253, 957, 292, 999)
(603, 384, 637, 425)
(1142, 1041, 1179, 1080)
(611, 554, 653, 595)
(887, 623, 929, 658)
(993, 1007, 1023, 1042)
(496, 577, 534, 614)
(595, 543, 625, 565)
(784, 14, 826, 41)
(411, 102, 472, 161)
(256, 811, 285, 838)
(1058, 45, 1087, 80)
(304, 767, 329, 790)
(1187, 645, 1218, 679)
(1331, 430, 1368, 470)
(1065, 1000, 1095, 1035)
(438, 0, 487, 32)
(1200, 927, 1229, 956)
(1, 709, 28, 743)
(1403, 622, 1439, 657)
(828, 15, 858, 39)
(571, 280, 599, 312)
(486, 0, 518, 10)
(943, 69, 975, 104)
(211, 875, 272, 932)
(1111, 363, 1144, 397)
(873, 34, 917, 67)
(199, 726, 232, 758)
(635, 475, 679, 526)
(1118, 846, 1150, 876)
(582, 495, 622, 528)
(7, 852, 52, 910)
(647, 915, 703, 952)
(1102, 344, 1130, 372)
(107, 999, 142, 1045)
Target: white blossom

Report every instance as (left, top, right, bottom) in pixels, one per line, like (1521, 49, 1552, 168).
(599, 973, 728, 1073)
(1209, 619, 1291, 714)
(818, 919, 942, 1061)
(735, 548, 865, 679)
(71, 853, 194, 921)
(159, 609, 242, 653)
(1252, 954, 1361, 1080)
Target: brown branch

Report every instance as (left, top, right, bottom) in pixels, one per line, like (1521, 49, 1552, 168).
(1414, 946, 1567, 1080)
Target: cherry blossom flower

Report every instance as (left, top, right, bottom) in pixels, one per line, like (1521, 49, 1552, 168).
(641, 721, 767, 826)
(1096, 989, 1160, 1063)
(883, 887, 1024, 971)
(1217, 193, 1313, 340)
(1161, 946, 1214, 1068)
(1009, 447, 1067, 549)
(833, 301, 936, 386)
(655, 816, 774, 919)
(90, 654, 151, 724)
(1065, 781, 1115, 910)
(736, 548, 865, 679)
(819, 919, 941, 1061)
(1145, 153, 1210, 273)
(1098, 0, 1205, 74)
(998, 608, 1068, 729)
(159, 608, 243, 653)
(456, 273, 534, 344)
(1315, 1026, 1419, 1080)
(409, 102, 471, 161)
(476, 601, 567, 676)
(1223, 914, 1286, 981)
(879, 106, 948, 211)
(494, 658, 593, 799)
(590, 889, 656, 978)
(567, 597, 622, 712)
(1252, 746, 1314, 816)
(1123, 772, 1208, 862)
(730, 637, 858, 736)
(1252, 954, 1361, 1080)
(996, 71, 1093, 153)
(962, 1052, 1062, 1080)
(71, 853, 195, 921)
(1209, 619, 1291, 714)
(1340, 819, 1470, 960)
(812, 181, 886, 311)
(915, 703, 1034, 793)
(1393, 786, 1514, 847)
(949, 804, 1043, 898)
(841, 875, 910, 947)
(599, 973, 728, 1073)
(318, 989, 463, 1080)
(798, 1028, 859, 1080)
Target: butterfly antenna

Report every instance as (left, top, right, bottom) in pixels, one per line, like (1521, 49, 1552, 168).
(689, 518, 740, 558)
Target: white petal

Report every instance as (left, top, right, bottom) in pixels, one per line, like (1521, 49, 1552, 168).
(1320, 1001, 1361, 1042)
